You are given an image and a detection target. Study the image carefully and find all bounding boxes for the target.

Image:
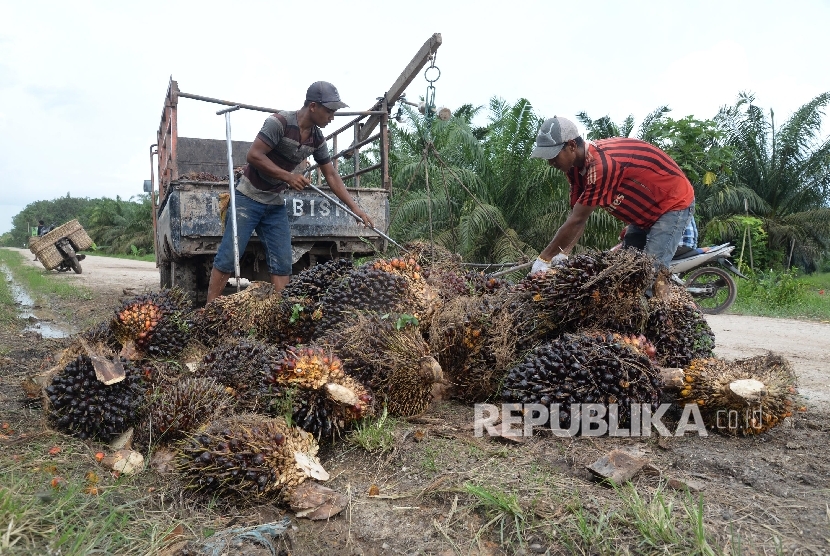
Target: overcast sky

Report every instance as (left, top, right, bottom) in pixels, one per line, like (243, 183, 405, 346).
(2, 0, 829, 234)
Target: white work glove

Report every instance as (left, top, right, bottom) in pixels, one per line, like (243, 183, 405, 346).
(530, 254, 568, 275)
(530, 257, 551, 274)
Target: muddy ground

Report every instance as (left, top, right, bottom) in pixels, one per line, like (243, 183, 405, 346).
(1, 248, 829, 555)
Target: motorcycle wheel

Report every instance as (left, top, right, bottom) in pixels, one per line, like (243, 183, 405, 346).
(68, 254, 83, 274)
(685, 266, 736, 315)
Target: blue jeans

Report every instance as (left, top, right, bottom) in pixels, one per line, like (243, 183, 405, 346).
(626, 202, 695, 269)
(212, 190, 292, 276)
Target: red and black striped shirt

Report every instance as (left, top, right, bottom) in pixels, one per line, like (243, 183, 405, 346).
(566, 138, 694, 229)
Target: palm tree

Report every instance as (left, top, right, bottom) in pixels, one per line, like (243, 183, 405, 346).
(715, 92, 830, 270)
(86, 195, 154, 255)
(388, 98, 622, 263)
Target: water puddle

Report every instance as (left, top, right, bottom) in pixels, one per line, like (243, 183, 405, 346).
(1, 264, 74, 338)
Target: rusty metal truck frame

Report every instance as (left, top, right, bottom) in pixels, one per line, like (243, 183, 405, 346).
(148, 34, 442, 304)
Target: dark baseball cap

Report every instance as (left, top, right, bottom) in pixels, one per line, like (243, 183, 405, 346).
(530, 116, 580, 159)
(306, 81, 348, 110)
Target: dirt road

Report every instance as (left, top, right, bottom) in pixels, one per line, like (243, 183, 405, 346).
(11, 247, 829, 412)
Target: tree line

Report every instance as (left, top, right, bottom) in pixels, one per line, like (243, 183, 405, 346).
(1, 194, 154, 256)
(3, 91, 828, 271)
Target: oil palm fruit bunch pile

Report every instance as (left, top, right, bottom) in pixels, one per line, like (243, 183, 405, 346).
(320, 313, 443, 416)
(676, 354, 797, 435)
(46, 355, 146, 441)
(426, 294, 516, 402)
(175, 414, 327, 500)
(179, 170, 223, 181)
(191, 282, 281, 345)
(111, 289, 192, 359)
(314, 266, 416, 334)
(514, 250, 658, 338)
(196, 338, 282, 410)
(259, 346, 373, 438)
(144, 377, 235, 444)
(281, 258, 354, 301)
(644, 285, 715, 367)
(501, 333, 663, 429)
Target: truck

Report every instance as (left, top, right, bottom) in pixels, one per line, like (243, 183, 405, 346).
(148, 34, 442, 305)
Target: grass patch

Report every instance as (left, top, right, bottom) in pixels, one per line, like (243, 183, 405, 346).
(731, 269, 830, 321)
(463, 482, 527, 548)
(0, 263, 16, 324)
(347, 407, 399, 453)
(84, 251, 156, 263)
(0, 248, 92, 303)
(0, 434, 185, 555)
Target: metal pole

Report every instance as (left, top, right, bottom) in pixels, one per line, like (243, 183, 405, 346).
(487, 261, 532, 278)
(218, 105, 241, 292)
(304, 182, 406, 251)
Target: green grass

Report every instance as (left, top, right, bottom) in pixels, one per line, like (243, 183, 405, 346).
(0, 435, 183, 555)
(84, 251, 156, 263)
(463, 482, 527, 548)
(0, 260, 16, 323)
(347, 407, 399, 453)
(0, 248, 92, 303)
(731, 270, 830, 320)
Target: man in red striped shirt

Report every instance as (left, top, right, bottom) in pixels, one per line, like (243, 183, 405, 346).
(529, 116, 695, 274)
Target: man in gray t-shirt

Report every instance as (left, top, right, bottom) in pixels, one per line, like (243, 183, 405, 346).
(207, 81, 374, 303)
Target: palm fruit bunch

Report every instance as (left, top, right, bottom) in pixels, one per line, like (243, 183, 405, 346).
(676, 354, 797, 435)
(365, 257, 437, 317)
(644, 284, 715, 367)
(79, 321, 120, 352)
(191, 282, 281, 346)
(143, 377, 235, 444)
(511, 249, 658, 339)
(45, 355, 146, 441)
(313, 266, 416, 334)
(111, 289, 192, 359)
(259, 346, 373, 438)
(196, 338, 283, 410)
(463, 270, 510, 296)
(175, 414, 327, 500)
(426, 294, 516, 402)
(585, 331, 658, 361)
(320, 313, 443, 416)
(424, 267, 471, 298)
(501, 333, 663, 429)
(401, 240, 461, 270)
(255, 296, 321, 346)
(281, 258, 354, 301)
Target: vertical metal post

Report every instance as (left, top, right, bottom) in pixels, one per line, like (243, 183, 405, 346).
(218, 105, 242, 291)
(353, 122, 361, 188)
(149, 144, 159, 266)
(380, 98, 390, 193)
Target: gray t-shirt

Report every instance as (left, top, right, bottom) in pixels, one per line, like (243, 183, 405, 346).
(240, 110, 330, 204)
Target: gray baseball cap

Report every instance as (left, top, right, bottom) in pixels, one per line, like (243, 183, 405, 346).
(306, 81, 349, 110)
(530, 116, 580, 159)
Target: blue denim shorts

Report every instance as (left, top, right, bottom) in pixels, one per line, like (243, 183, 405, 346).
(626, 202, 695, 269)
(212, 190, 292, 276)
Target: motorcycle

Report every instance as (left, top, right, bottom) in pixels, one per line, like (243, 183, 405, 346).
(670, 243, 745, 314)
(37, 224, 85, 274)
